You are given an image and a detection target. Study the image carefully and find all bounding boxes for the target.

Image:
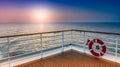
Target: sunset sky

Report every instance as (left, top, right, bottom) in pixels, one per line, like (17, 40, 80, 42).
(0, 0, 120, 23)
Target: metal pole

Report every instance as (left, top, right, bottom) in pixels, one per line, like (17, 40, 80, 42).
(70, 30, 73, 49)
(7, 37, 11, 67)
(83, 32, 86, 53)
(40, 34, 43, 59)
(62, 32, 64, 52)
(115, 38, 118, 57)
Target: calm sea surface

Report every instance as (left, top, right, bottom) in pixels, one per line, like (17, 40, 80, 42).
(0, 22, 120, 59)
(0, 22, 120, 36)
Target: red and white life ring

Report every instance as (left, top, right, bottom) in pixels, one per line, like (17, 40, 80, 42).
(87, 39, 106, 57)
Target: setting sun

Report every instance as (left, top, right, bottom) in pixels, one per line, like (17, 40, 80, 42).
(35, 10, 47, 20)
(31, 8, 52, 23)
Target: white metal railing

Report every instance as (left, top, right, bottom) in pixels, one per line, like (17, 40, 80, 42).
(0, 29, 120, 67)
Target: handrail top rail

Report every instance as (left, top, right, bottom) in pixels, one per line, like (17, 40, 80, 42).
(72, 29, 120, 35)
(0, 30, 71, 38)
(0, 29, 120, 38)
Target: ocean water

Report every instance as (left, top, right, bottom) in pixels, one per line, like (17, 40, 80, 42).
(0, 22, 120, 61)
(0, 22, 120, 36)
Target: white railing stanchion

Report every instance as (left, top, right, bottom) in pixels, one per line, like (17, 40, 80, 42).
(115, 38, 118, 58)
(7, 37, 11, 67)
(70, 30, 73, 49)
(40, 34, 43, 59)
(62, 32, 64, 52)
(83, 32, 86, 53)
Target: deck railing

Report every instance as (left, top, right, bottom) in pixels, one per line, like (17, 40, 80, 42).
(0, 29, 120, 67)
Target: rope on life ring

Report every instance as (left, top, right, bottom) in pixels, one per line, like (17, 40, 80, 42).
(87, 38, 106, 57)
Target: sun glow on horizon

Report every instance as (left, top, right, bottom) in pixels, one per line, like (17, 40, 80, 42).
(31, 7, 52, 23)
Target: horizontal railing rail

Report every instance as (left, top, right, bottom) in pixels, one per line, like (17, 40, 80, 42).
(0, 30, 71, 38)
(0, 29, 120, 38)
(72, 29, 120, 35)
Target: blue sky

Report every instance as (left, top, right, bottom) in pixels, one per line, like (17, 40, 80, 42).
(0, 0, 120, 22)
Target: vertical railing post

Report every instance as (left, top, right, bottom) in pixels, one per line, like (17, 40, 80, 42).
(40, 34, 43, 59)
(115, 38, 118, 58)
(70, 30, 73, 49)
(62, 32, 64, 52)
(83, 32, 86, 53)
(70, 30, 72, 49)
(7, 37, 11, 67)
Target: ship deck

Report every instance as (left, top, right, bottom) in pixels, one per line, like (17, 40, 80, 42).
(15, 50, 120, 67)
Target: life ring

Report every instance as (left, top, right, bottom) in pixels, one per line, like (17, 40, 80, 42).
(87, 38, 106, 57)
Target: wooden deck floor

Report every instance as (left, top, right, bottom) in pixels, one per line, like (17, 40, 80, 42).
(15, 50, 120, 67)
